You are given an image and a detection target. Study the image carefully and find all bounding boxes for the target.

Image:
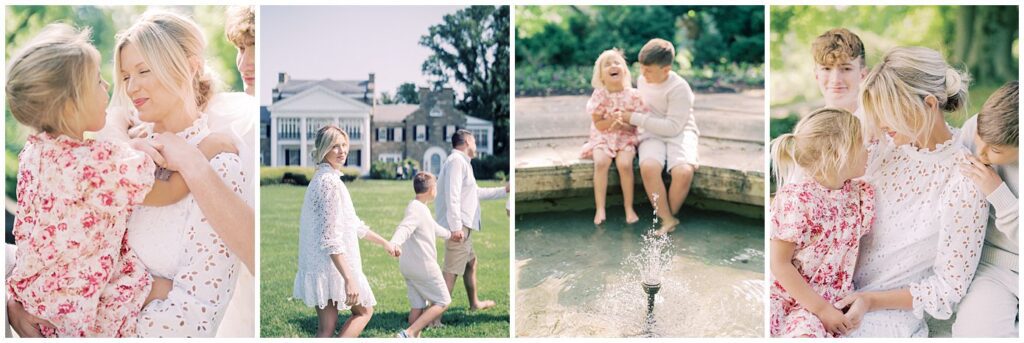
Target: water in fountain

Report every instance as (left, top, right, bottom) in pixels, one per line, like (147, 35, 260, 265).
(515, 198, 764, 337)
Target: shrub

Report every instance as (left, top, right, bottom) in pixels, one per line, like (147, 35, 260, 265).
(261, 166, 358, 185)
(471, 154, 510, 180)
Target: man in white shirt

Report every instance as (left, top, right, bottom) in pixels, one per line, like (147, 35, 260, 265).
(436, 129, 508, 313)
(812, 28, 868, 117)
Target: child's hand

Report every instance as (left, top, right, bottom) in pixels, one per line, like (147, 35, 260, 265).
(450, 230, 465, 242)
(815, 305, 852, 336)
(960, 154, 1003, 195)
(840, 295, 870, 332)
(386, 243, 401, 258)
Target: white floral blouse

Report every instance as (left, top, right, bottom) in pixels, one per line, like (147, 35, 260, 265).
(848, 128, 989, 337)
(128, 116, 246, 337)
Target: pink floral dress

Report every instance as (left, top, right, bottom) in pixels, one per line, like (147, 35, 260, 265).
(769, 179, 875, 338)
(580, 88, 645, 159)
(7, 133, 155, 337)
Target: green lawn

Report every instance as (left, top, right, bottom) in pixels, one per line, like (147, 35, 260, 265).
(259, 180, 510, 338)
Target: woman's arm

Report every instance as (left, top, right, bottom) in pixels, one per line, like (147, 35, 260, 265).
(140, 135, 239, 206)
(907, 179, 989, 319)
(329, 253, 361, 306)
(153, 133, 254, 273)
(770, 239, 851, 335)
(135, 154, 248, 337)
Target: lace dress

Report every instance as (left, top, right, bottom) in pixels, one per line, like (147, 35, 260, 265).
(293, 164, 377, 309)
(8, 133, 155, 337)
(128, 116, 245, 337)
(848, 129, 989, 337)
(580, 88, 645, 159)
(770, 179, 875, 337)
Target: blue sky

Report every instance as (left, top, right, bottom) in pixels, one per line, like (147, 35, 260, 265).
(259, 5, 464, 105)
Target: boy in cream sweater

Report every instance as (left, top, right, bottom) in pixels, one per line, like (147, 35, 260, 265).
(619, 38, 699, 235)
(953, 81, 1018, 337)
(391, 172, 455, 338)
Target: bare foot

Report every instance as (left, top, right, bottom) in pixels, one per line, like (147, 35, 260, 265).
(654, 217, 679, 236)
(593, 208, 606, 225)
(624, 208, 639, 224)
(470, 300, 496, 311)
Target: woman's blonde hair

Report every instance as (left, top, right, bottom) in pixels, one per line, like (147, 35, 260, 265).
(112, 10, 218, 115)
(770, 108, 864, 187)
(591, 49, 632, 90)
(6, 24, 101, 137)
(861, 46, 969, 147)
(313, 125, 350, 164)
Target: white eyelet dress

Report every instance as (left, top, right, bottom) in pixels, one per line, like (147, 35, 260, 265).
(128, 116, 245, 337)
(293, 164, 376, 310)
(847, 128, 989, 337)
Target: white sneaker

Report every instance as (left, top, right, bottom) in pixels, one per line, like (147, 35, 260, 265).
(396, 330, 410, 338)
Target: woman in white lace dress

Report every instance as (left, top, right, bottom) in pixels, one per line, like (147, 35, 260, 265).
(293, 125, 400, 338)
(835, 47, 989, 337)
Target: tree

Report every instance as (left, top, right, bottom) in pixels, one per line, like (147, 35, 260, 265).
(950, 6, 1017, 84)
(378, 91, 394, 105)
(394, 82, 420, 104)
(420, 5, 510, 157)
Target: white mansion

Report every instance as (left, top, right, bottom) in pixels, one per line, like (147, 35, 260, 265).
(262, 73, 494, 176)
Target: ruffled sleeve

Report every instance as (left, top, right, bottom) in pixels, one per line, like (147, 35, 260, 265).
(586, 88, 610, 118)
(86, 140, 156, 209)
(855, 180, 876, 237)
(908, 167, 988, 320)
(770, 184, 813, 248)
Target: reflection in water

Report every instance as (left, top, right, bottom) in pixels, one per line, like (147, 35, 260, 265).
(515, 204, 765, 337)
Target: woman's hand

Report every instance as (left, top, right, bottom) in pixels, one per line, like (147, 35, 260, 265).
(130, 138, 167, 168)
(960, 154, 1003, 195)
(839, 293, 871, 332)
(152, 133, 205, 172)
(814, 305, 852, 336)
(7, 298, 54, 337)
(344, 281, 360, 306)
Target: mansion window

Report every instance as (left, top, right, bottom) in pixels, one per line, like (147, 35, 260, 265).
(415, 125, 429, 142)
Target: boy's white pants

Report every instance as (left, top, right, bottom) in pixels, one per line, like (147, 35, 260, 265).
(952, 261, 1019, 337)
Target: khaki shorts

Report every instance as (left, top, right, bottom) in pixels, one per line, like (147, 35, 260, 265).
(405, 276, 452, 309)
(443, 228, 475, 276)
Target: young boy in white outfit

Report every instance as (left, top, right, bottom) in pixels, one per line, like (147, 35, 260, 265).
(953, 81, 1019, 338)
(619, 38, 699, 235)
(391, 172, 454, 338)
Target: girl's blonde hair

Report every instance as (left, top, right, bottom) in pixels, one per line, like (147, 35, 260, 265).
(861, 46, 969, 147)
(6, 24, 101, 137)
(112, 10, 218, 115)
(591, 49, 632, 90)
(770, 108, 864, 187)
(313, 125, 350, 164)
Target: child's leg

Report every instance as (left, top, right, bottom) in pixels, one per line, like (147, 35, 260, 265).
(615, 149, 639, 223)
(315, 301, 340, 337)
(408, 307, 423, 325)
(952, 263, 1019, 337)
(640, 159, 676, 231)
(593, 149, 613, 224)
(668, 164, 695, 216)
(406, 304, 448, 337)
(338, 305, 374, 338)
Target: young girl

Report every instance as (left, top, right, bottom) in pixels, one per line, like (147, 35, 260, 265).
(581, 49, 646, 225)
(293, 125, 399, 338)
(768, 108, 875, 338)
(4, 24, 184, 337)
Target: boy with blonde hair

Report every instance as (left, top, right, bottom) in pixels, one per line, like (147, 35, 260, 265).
(812, 28, 868, 116)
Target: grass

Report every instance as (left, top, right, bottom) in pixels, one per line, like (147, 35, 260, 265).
(259, 180, 510, 338)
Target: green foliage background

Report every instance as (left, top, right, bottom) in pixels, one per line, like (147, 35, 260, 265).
(515, 5, 765, 95)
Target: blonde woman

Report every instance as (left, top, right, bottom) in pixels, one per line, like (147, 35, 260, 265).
(835, 47, 989, 337)
(293, 125, 399, 338)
